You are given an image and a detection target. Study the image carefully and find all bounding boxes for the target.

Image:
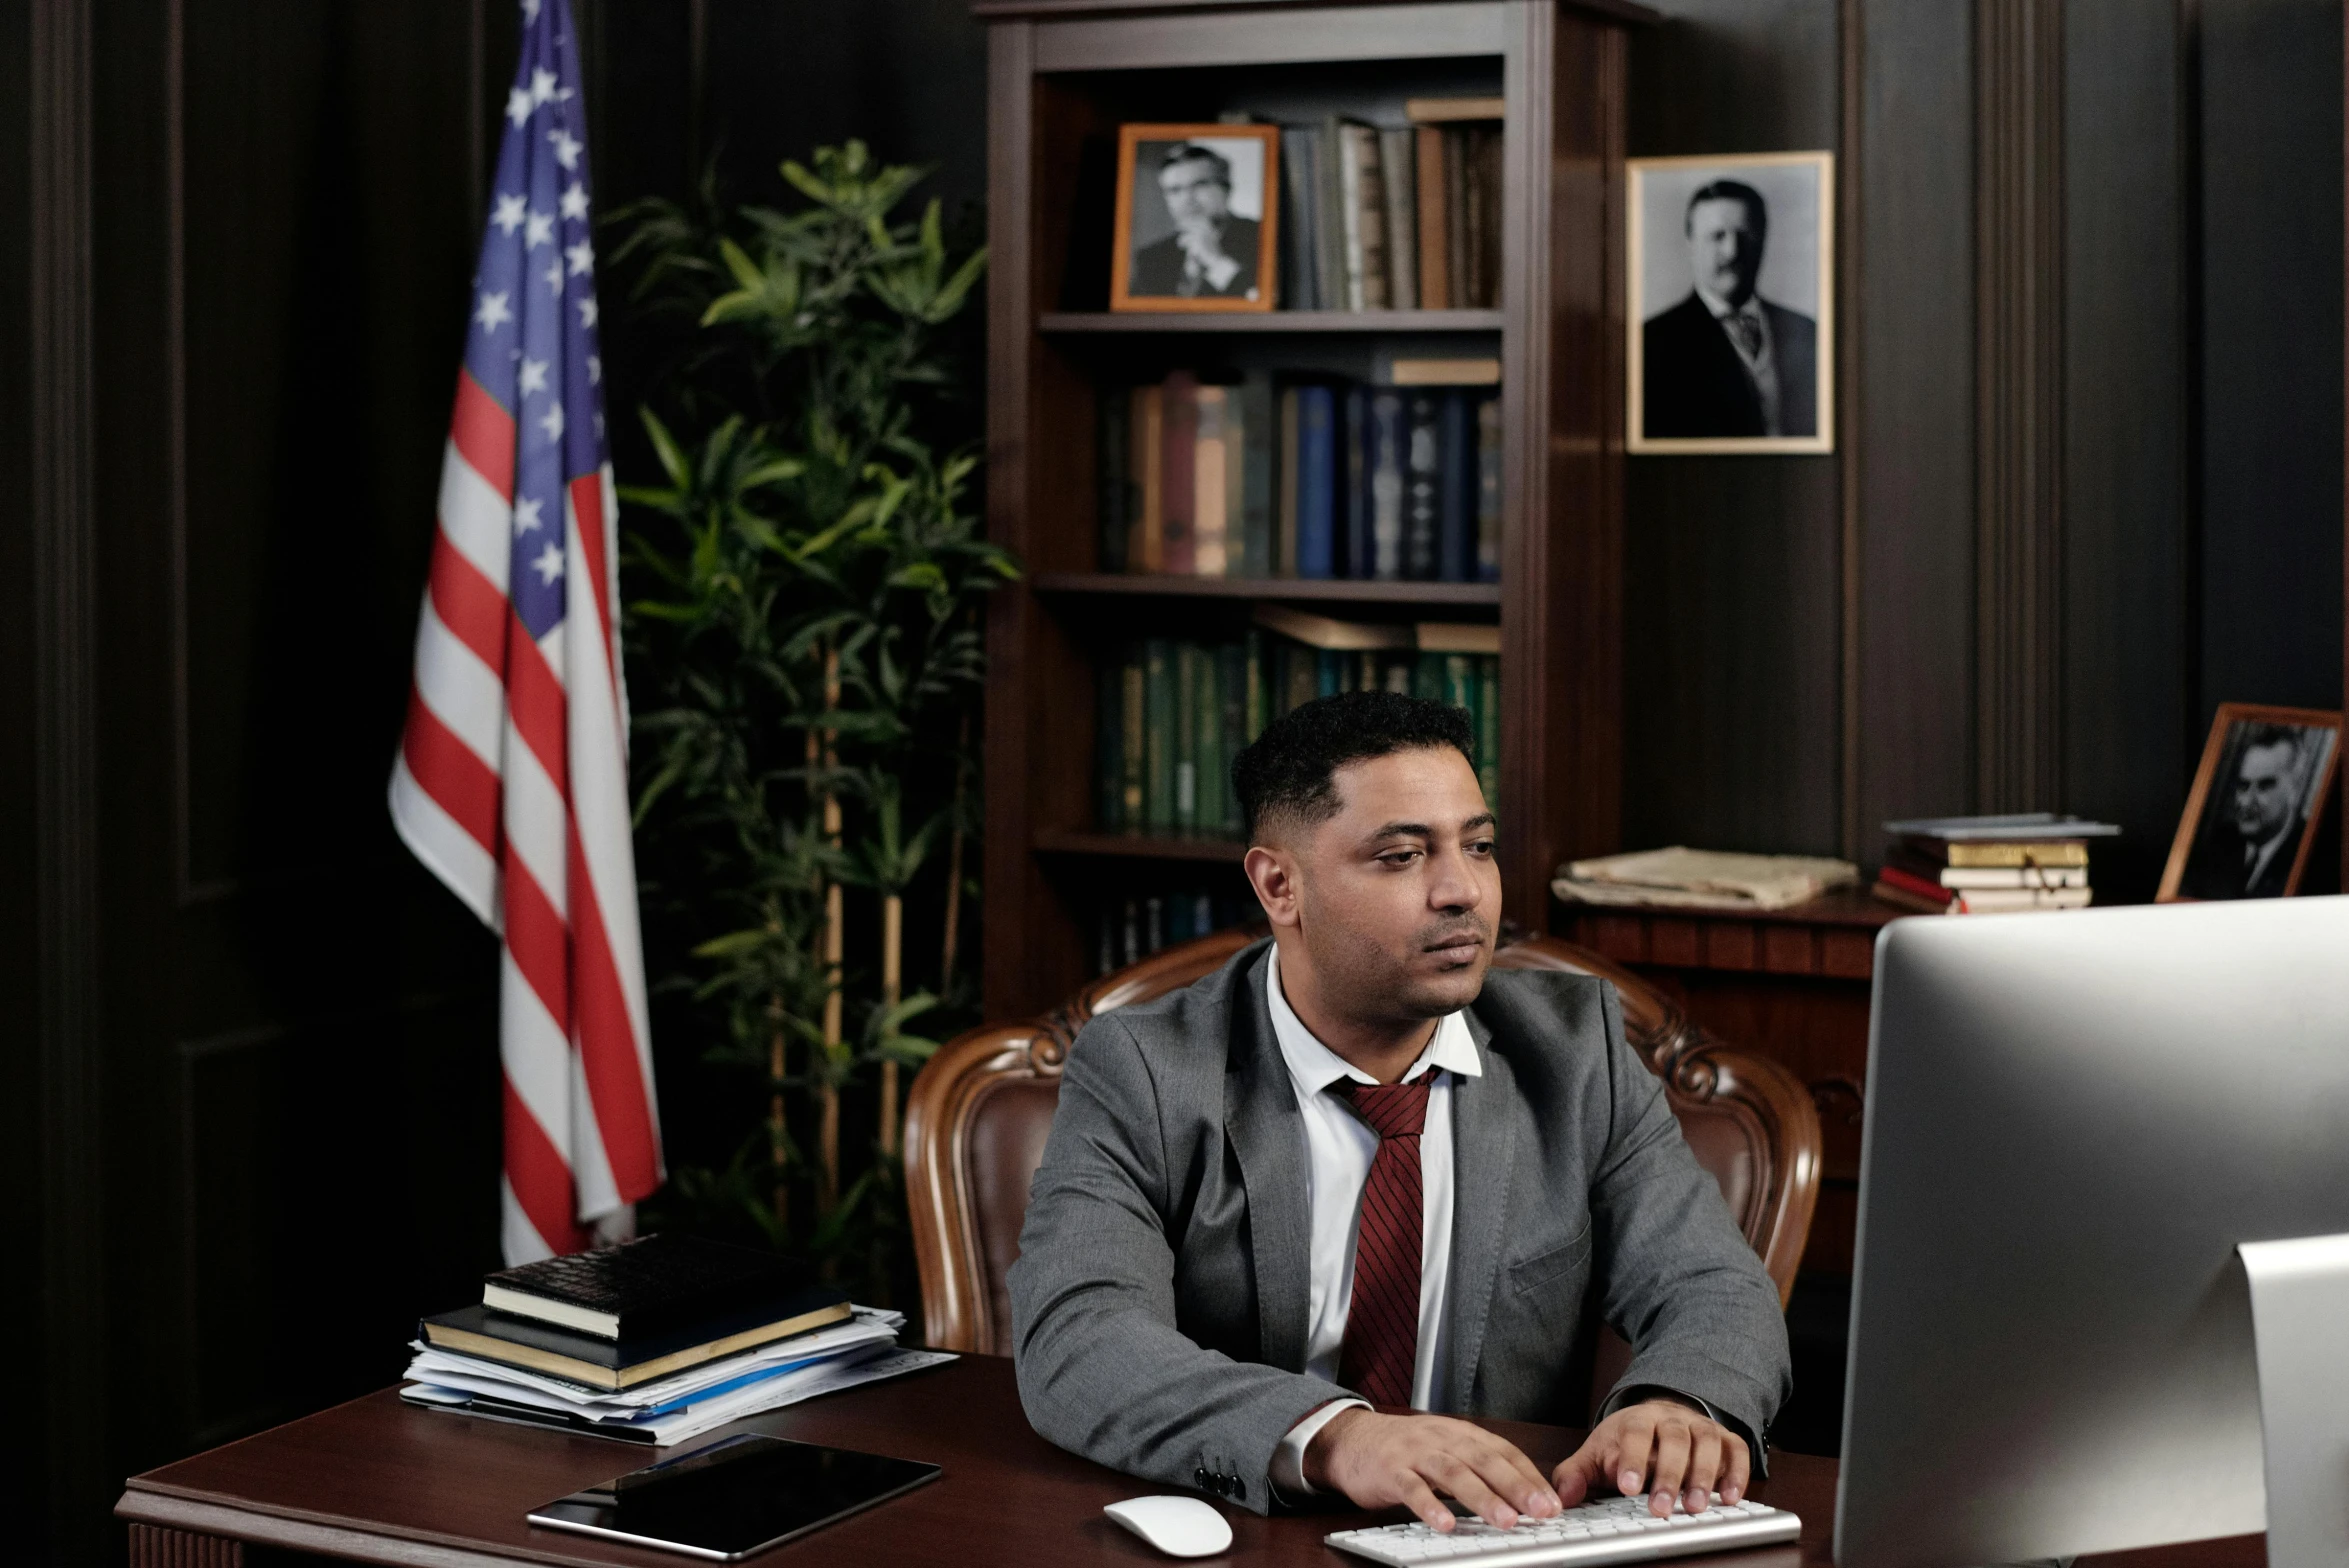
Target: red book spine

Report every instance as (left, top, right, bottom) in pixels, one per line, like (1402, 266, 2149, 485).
(1160, 372, 1198, 575)
(1877, 863, 1957, 907)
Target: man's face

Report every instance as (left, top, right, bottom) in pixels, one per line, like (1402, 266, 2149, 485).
(1685, 197, 1763, 305)
(2230, 740, 2298, 842)
(1157, 156, 1231, 233)
(1284, 747, 1500, 1023)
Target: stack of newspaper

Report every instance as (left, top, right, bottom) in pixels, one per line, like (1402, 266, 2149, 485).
(401, 1306, 950, 1445)
(1552, 847, 1860, 913)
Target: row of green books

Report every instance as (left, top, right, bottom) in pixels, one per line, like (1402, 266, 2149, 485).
(1094, 624, 1502, 838)
(1093, 887, 1258, 977)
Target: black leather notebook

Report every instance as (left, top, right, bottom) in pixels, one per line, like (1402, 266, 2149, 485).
(482, 1232, 832, 1339)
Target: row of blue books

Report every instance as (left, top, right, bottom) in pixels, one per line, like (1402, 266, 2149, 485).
(1096, 372, 1502, 583)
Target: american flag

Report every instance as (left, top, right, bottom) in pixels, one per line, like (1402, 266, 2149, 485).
(390, 0, 663, 1264)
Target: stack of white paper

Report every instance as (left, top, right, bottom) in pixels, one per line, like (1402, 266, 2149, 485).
(400, 1307, 955, 1446)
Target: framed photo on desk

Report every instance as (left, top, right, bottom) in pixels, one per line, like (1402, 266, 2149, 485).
(2158, 702, 2343, 901)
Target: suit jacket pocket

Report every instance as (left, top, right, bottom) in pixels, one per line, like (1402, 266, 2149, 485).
(1507, 1221, 1593, 1297)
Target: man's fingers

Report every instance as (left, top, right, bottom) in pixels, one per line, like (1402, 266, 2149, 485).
(1395, 1474, 1454, 1533)
(1647, 1419, 1692, 1515)
(1610, 1409, 1657, 1497)
(1682, 1426, 1723, 1513)
(1721, 1430, 1751, 1506)
(1426, 1453, 1516, 1530)
(1466, 1432, 1560, 1517)
(1550, 1443, 1601, 1507)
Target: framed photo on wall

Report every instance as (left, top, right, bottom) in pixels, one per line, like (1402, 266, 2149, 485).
(1627, 151, 1835, 454)
(1109, 124, 1280, 313)
(2158, 703, 2343, 901)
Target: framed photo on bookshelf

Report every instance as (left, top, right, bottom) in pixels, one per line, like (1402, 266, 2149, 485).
(1627, 151, 1835, 454)
(2157, 702, 2343, 901)
(1110, 124, 1280, 314)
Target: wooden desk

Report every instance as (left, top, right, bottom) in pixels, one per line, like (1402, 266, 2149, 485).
(118, 1353, 2258, 1568)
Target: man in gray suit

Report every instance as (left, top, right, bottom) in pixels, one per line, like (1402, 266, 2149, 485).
(1009, 692, 1789, 1532)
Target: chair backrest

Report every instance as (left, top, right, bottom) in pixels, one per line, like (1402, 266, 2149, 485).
(904, 928, 1820, 1357)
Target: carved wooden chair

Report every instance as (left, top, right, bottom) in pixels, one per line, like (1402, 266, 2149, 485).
(905, 928, 1820, 1372)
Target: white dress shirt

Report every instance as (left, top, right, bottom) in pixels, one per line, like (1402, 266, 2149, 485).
(1265, 943, 1482, 1494)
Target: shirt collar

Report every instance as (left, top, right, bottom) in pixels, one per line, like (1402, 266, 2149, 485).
(1695, 284, 1762, 323)
(1263, 942, 1482, 1095)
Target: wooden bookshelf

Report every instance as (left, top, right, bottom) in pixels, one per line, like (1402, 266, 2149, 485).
(979, 0, 1648, 1016)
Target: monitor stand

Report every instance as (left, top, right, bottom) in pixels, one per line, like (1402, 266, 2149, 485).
(2239, 1233, 2349, 1568)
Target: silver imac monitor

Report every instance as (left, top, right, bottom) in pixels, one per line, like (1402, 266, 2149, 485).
(1836, 895, 2349, 1568)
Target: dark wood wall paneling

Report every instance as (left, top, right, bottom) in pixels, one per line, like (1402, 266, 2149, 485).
(1624, 0, 1844, 860)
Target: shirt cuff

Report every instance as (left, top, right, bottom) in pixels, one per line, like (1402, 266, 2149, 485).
(1271, 1398, 1372, 1497)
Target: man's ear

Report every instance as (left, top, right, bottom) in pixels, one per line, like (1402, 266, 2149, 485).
(1243, 844, 1302, 929)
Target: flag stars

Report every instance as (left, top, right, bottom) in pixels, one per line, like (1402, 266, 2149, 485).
(531, 541, 565, 586)
(539, 402, 565, 442)
(543, 258, 566, 296)
(504, 86, 533, 128)
(492, 192, 527, 235)
(577, 296, 599, 328)
(565, 239, 594, 277)
(587, 353, 601, 385)
(518, 356, 549, 396)
(524, 210, 555, 249)
(530, 67, 560, 106)
(513, 495, 544, 534)
(474, 290, 512, 332)
(521, 0, 541, 21)
(549, 128, 583, 171)
(559, 182, 589, 221)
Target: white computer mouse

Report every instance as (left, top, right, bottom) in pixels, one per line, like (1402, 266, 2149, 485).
(1102, 1495, 1233, 1558)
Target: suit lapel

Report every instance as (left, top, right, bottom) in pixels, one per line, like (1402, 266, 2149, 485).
(1445, 1010, 1517, 1408)
(1225, 944, 1312, 1372)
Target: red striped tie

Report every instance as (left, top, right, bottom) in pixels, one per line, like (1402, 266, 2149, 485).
(1333, 1078, 1432, 1408)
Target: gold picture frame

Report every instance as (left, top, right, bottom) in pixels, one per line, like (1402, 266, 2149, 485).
(1109, 123, 1281, 314)
(1627, 151, 1835, 455)
(2157, 702, 2343, 901)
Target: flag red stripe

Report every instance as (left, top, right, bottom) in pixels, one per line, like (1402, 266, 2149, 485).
(401, 686, 500, 852)
(504, 612, 570, 795)
(451, 370, 517, 500)
(427, 536, 509, 674)
(503, 857, 572, 1035)
(503, 1075, 586, 1254)
(567, 824, 662, 1200)
(569, 472, 615, 667)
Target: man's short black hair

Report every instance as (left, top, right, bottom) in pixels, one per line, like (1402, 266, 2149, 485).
(1233, 690, 1477, 842)
(1159, 142, 1233, 187)
(1685, 179, 1767, 238)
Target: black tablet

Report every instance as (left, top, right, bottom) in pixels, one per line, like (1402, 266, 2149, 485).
(526, 1433, 941, 1560)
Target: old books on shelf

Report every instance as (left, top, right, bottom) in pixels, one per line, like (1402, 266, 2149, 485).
(1872, 814, 2120, 915)
(1097, 367, 1501, 583)
(1094, 884, 1260, 977)
(400, 1233, 951, 1445)
(1276, 100, 1503, 311)
(1094, 611, 1500, 842)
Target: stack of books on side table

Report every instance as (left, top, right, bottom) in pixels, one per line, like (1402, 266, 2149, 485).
(400, 1232, 953, 1445)
(1872, 813, 2121, 915)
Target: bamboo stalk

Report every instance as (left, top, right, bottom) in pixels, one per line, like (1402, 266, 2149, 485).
(818, 646, 843, 1216)
(939, 713, 970, 993)
(879, 892, 902, 1156)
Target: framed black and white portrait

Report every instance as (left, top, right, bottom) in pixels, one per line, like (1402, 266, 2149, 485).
(2159, 703, 2343, 901)
(1627, 151, 1834, 454)
(1109, 124, 1280, 314)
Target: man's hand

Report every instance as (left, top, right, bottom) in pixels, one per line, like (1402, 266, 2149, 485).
(1305, 1407, 1562, 1532)
(1551, 1399, 1750, 1518)
(1174, 222, 1241, 291)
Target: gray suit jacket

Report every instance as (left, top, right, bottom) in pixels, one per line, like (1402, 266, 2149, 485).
(1007, 940, 1790, 1513)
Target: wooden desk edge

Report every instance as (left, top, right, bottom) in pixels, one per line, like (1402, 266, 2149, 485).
(118, 1484, 580, 1568)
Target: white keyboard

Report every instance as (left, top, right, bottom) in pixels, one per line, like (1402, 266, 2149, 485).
(1325, 1494, 1800, 1566)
